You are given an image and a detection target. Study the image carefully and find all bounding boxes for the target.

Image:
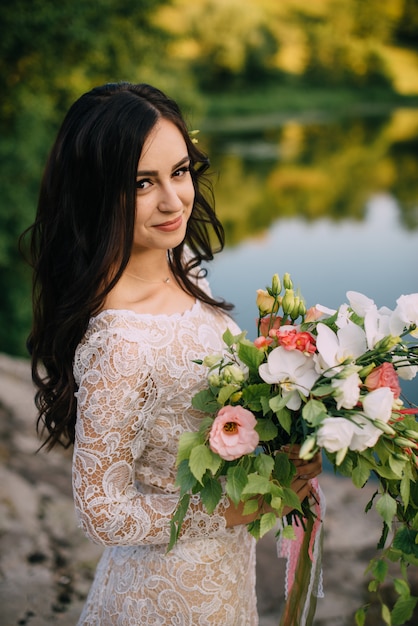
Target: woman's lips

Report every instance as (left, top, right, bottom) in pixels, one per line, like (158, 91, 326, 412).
(154, 215, 183, 232)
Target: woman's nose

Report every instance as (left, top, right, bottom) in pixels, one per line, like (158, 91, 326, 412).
(158, 182, 183, 212)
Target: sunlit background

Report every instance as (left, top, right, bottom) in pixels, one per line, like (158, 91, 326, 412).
(1, 0, 418, 386)
(1, 3, 418, 624)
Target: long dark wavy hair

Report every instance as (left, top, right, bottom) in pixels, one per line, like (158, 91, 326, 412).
(21, 82, 233, 451)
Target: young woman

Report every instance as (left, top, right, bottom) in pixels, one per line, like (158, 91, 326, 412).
(24, 82, 322, 625)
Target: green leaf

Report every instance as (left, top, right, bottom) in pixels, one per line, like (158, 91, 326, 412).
(200, 475, 223, 514)
(237, 340, 265, 372)
(254, 453, 274, 478)
(276, 407, 292, 434)
(255, 417, 278, 442)
(270, 495, 283, 512)
(372, 559, 388, 584)
(242, 383, 271, 411)
(176, 431, 204, 464)
(259, 512, 277, 538)
(241, 473, 272, 496)
(281, 486, 303, 513)
(282, 525, 296, 540)
(217, 384, 241, 406)
(192, 389, 219, 413)
(260, 395, 272, 416)
(223, 327, 237, 347)
(355, 607, 366, 626)
(374, 464, 402, 480)
(312, 384, 334, 398)
(400, 475, 411, 509)
(189, 445, 222, 484)
(352, 459, 371, 488)
(376, 493, 397, 528)
(388, 454, 406, 478)
(391, 596, 418, 626)
(167, 493, 190, 552)
(302, 399, 327, 426)
(225, 465, 248, 506)
(393, 527, 418, 556)
(243, 498, 260, 516)
(175, 459, 198, 496)
(381, 603, 391, 625)
(247, 517, 261, 540)
(393, 578, 410, 597)
(273, 452, 295, 486)
(269, 394, 288, 413)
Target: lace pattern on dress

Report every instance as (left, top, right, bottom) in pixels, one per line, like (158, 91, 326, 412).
(73, 301, 258, 625)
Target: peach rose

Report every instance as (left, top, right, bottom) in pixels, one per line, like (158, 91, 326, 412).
(305, 306, 325, 323)
(365, 362, 401, 399)
(209, 405, 259, 461)
(271, 328, 316, 354)
(254, 336, 273, 349)
(258, 314, 283, 338)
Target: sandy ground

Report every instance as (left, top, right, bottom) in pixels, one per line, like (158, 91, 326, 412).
(0, 352, 416, 626)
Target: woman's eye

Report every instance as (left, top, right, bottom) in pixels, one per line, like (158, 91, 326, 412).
(136, 179, 152, 190)
(173, 166, 190, 178)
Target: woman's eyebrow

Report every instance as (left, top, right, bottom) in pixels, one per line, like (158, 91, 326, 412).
(136, 156, 190, 177)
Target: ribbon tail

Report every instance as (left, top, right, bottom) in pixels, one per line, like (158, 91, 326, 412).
(277, 480, 325, 626)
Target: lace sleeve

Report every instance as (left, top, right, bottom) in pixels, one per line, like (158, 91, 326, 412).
(72, 327, 229, 547)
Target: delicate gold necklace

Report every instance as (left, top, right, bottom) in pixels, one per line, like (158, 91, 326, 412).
(126, 271, 171, 285)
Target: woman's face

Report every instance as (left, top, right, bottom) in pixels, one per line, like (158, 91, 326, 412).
(132, 118, 195, 254)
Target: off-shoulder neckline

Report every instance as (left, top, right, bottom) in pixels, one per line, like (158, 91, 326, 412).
(91, 298, 201, 323)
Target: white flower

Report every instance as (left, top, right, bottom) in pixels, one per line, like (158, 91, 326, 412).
(349, 388, 394, 451)
(362, 387, 394, 423)
(258, 346, 319, 410)
(390, 293, 418, 338)
(363, 306, 392, 349)
(349, 418, 382, 451)
(316, 417, 357, 453)
(347, 291, 376, 317)
(316, 387, 394, 454)
(392, 355, 418, 381)
(314, 303, 336, 317)
(314, 321, 367, 374)
(335, 303, 352, 328)
(331, 370, 361, 409)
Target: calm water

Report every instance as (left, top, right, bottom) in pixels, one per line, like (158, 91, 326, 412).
(202, 108, 418, 405)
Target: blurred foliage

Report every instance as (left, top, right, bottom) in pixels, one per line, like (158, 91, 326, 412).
(0, 0, 418, 356)
(0, 0, 177, 356)
(155, 0, 418, 92)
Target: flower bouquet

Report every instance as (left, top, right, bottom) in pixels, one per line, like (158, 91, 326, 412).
(169, 272, 418, 626)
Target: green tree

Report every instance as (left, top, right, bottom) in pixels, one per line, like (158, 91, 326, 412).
(0, 0, 174, 356)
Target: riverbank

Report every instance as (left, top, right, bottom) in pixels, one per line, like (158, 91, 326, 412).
(0, 352, 416, 625)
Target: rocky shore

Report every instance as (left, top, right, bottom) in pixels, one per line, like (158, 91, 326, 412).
(0, 352, 416, 626)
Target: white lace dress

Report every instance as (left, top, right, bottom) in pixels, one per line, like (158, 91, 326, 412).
(72, 299, 258, 625)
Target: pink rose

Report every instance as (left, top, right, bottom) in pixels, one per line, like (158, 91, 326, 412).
(209, 406, 259, 461)
(365, 362, 401, 399)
